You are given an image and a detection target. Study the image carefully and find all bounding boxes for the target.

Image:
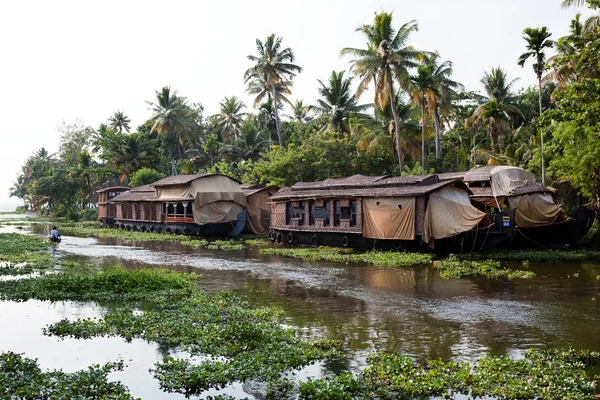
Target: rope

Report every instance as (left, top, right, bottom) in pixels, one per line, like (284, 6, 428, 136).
(478, 222, 494, 253)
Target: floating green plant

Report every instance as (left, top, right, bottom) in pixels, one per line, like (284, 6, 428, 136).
(0, 352, 137, 399)
(259, 247, 432, 268)
(434, 256, 535, 279)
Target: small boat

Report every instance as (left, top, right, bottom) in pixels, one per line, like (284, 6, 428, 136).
(48, 236, 61, 243)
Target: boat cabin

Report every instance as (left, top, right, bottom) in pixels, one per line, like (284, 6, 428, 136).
(96, 186, 130, 227)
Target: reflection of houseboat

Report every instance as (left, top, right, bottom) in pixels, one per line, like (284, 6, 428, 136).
(461, 166, 593, 248)
(269, 174, 515, 253)
(241, 184, 280, 235)
(107, 174, 247, 237)
(97, 186, 130, 227)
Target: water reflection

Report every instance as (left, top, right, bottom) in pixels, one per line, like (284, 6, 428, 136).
(1, 229, 600, 398)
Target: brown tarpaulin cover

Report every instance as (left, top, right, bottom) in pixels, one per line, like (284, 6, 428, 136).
(362, 197, 416, 240)
(423, 185, 486, 244)
(472, 196, 505, 208)
(508, 193, 564, 228)
(246, 191, 272, 234)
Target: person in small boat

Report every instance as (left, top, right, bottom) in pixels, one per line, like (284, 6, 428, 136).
(50, 226, 61, 242)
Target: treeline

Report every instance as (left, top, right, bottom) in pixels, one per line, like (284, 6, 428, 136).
(10, 1, 600, 221)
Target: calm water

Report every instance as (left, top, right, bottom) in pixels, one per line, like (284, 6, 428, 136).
(1, 224, 600, 399)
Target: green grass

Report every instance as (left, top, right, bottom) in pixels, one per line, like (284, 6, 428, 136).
(466, 249, 600, 263)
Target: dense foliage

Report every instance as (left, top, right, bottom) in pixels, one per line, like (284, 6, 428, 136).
(10, 2, 600, 222)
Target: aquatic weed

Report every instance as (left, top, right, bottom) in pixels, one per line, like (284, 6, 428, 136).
(0, 352, 138, 399)
(434, 256, 536, 280)
(259, 247, 432, 268)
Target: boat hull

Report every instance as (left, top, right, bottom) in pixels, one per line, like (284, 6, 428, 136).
(501, 216, 594, 249)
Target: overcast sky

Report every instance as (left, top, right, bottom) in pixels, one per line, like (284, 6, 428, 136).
(0, 0, 590, 207)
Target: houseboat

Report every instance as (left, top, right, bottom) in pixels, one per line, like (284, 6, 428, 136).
(107, 174, 248, 237)
(461, 166, 594, 248)
(241, 184, 280, 235)
(97, 186, 130, 227)
(268, 174, 515, 253)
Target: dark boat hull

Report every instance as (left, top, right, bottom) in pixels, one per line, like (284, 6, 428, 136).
(112, 220, 238, 237)
(502, 216, 594, 249)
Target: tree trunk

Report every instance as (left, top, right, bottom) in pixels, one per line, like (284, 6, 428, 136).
(388, 80, 403, 172)
(421, 95, 426, 169)
(538, 78, 546, 186)
(434, 107, 442, 160)
(272, 86, 284, 148)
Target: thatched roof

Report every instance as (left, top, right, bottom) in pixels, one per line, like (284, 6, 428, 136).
(96, 186, 130, 194)
(470, 184, 553, 198)
(152, 174, 242, 187)
(271, 180, 470, 201)
(111, 185, 156, 202)
(436, 171, 467, 181)
(292, 174, 389, 191)
(463, 166, 498, 182)
(242, 185, 280, 198)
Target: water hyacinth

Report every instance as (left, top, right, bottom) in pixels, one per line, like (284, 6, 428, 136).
(434, 256, 536, 280)
(0, 352, 137, 399)
(259, 247, 432, 268)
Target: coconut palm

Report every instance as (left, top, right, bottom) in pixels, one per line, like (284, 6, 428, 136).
(146, 86, 191, 161)
(409, 60, 439, 168)
(518, 26, 554, 185)
(358, 94, 422, 166)
(285, 100, 314, 123)
(341, 12, 422, 170)
(244, 34, 302, 147)
(213, 96, 248, 144)
(109, 110, 131, 133)
(115, 134, 149, 182)
(561, 0, 599, 32)
(467, 68, 524, 155)
(544, 15, 587, 90)
(420, 53, 464, 160)
(312, 70, 372, 135)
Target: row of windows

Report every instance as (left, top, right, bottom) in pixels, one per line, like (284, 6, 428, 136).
(162, 203, 193, 217)
(286, 200, 357, 227)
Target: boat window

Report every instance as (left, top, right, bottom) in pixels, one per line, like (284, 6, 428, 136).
(340, 206, 351, 220)
(314, 201, 330, 225)
(176, 203, 185, 216)
(109, 192, 116, 197)
(286, 202, 292, 225)
(334, 200, 341, 227)
(291, 201, 305, 224)
(350, 201, 357, 227)
(309, 200, 315, 225)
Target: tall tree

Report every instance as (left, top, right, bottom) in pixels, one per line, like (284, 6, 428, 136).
(518, 26, 554, 185)
(146, 86, 191, 161)
(285, 100, 313, 123)
(312, 70, 372, 135)
(341, 12, 421, 170)
(561, 0, 600, 32)
(108, 110, 131, 133)
(244, 34, 302, 148)
(213, 96, 248, 144)
(409, 60, 438, 168)
(467, 68, 523, 155)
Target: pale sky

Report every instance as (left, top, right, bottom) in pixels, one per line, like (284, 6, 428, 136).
(0, 0, 590, 207)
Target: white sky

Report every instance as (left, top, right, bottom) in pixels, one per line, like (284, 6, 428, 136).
(0, 0, 590, 206)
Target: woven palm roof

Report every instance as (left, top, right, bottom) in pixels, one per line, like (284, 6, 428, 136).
(463, 166, 498, 182)
(242, 185, 280, 198)
(152, 174, 242, 187)
(96, 186, 130, 194)
(110, 185, 156, 202)
(271, 180, 470, 201)
(436, 171, 467, 181)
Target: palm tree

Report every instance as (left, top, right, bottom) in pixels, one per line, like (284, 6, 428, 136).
(213, 96, 248, 144)
(467, 68, 523, 155)
(244, 34, 302, 148)
(561, 0, 599, 32)
(544, 14, 587, 91)
(312, 70, 372, 135)
(115, 134, 149, 182)
(409, 61, 438, 168)
(420, 53, 464, 160)
(285, 100, 313, 123)
(358, 94, 422, 167)
(146, 86, 191, 161)
(341, 12, 421, 170)
(518, 26, 554, 185)
(109, 110, 131, 133)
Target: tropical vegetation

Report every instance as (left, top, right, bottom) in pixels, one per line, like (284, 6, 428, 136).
(8, 2, 600, 229)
